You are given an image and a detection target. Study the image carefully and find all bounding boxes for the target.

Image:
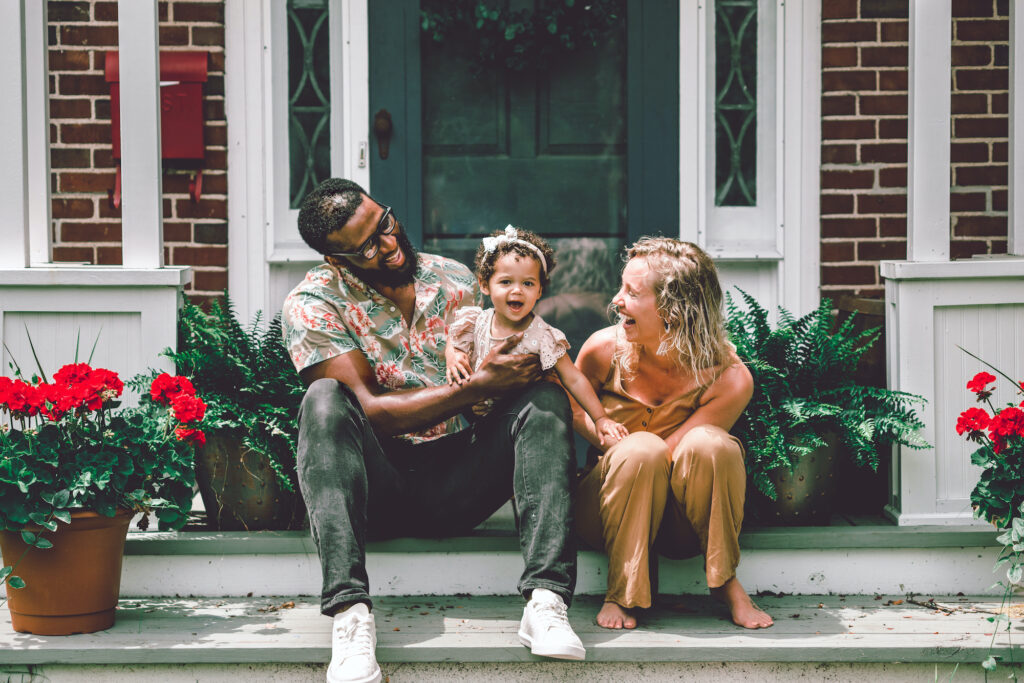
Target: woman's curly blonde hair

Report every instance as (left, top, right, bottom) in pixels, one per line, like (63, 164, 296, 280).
(614, 237, 731, 386)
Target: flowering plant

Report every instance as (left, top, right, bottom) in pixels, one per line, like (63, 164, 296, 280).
(956, 349, 1024, 674)
(0, 364, 205, 589)
(957, 357, 1024, 527)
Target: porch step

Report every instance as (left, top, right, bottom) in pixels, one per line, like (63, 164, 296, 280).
(109, 519, 1002, 598)
(0, 594, 1014, 682)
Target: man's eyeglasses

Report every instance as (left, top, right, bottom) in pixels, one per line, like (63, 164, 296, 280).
(329, 205, 399, 260)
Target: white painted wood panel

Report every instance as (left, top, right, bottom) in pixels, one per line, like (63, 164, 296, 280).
(117, 0, 164, 268)
(882, 258, 1024, 525)
(1010, 0, 1023, 255)
(25, 0, 51, 265)
(0, 0, 30, 269)
(933, 304, 1024, 507)
(0, 286, 179, 407)
(2, 311, 142, 384)
(906, 0, 951, 262)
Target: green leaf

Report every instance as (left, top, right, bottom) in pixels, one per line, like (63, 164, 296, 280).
(7, 576, 25, 589)
(0, 566, 11, 581)
(1008, 564, 1023, 584)
(982, 655, 998, 671)
(53, 509, 71, 525)
(20, 531, 37, 546)
(33, 537, 53, 550)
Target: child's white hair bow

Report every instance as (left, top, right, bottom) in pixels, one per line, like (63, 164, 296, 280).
(481, 225, 548, 274)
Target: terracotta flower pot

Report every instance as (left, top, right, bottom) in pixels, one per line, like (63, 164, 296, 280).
(195, 434, 306, 531)
(0, 509, 132, 635)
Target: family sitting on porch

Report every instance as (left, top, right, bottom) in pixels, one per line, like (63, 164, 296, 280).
(282, 178, 773, 683)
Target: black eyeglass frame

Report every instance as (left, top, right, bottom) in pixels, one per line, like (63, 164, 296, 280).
(328, 205, 398, 260)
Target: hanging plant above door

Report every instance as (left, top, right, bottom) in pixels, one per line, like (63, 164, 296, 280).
(420, 0, 625, 72)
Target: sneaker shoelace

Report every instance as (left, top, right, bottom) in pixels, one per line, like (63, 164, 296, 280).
(533, 599, 571, 631)
(335, 614, 375, 658)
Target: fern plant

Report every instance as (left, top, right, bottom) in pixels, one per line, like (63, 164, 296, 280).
(725, 289, 928, 500)
(159, 297, 305, 490)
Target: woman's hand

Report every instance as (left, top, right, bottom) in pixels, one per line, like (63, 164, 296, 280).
(595, 416, 629, 448)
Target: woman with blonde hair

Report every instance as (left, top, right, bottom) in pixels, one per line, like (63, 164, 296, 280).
(573, 237, 773, 630)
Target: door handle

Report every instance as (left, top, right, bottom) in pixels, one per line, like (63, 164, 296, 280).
(374, 109, 393, 160)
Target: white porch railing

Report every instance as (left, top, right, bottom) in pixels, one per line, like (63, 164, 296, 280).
(882, 0, 1024, 525)
(0, 0, 187, 386)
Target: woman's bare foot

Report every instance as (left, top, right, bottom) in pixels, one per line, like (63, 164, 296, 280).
(710, 577, 774, 629)
(596, 601, 637, 629)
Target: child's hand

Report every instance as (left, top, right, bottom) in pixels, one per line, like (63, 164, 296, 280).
(445, 349, 473, 385)
(595, 417, 629, 447)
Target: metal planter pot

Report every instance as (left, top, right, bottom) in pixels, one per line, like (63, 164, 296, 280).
(763, 434, 840, 526)
(195, 434, 306, 531)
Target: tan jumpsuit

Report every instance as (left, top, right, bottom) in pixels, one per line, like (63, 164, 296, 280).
(574, 359, 746, 609)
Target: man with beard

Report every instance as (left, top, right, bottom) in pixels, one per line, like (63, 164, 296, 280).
(282, 178, 583, 683)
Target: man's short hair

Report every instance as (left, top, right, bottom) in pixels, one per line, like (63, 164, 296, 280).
(297, 178, 370, 254)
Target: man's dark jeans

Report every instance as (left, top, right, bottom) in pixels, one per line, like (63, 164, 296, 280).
(297, 378, 578, 616)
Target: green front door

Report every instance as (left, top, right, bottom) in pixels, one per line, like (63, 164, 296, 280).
(369, 0, 678, 350)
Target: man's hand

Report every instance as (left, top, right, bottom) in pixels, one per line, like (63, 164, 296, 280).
(472, 334, 542, 394)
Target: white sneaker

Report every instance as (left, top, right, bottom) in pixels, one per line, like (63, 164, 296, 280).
(518, 588, 586, 660)
(326, 603, 381, 683)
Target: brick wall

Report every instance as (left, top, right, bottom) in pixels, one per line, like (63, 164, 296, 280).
(47, 0, 227, 305)
(820, 0, 1009, 299)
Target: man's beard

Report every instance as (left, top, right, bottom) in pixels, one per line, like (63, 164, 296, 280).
(345, 230, 419, 288)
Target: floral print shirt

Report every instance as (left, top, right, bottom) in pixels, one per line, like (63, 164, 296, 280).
(282, 254, 480, 443)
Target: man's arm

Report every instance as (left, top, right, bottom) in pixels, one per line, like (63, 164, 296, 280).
(299, 337, 542, 437)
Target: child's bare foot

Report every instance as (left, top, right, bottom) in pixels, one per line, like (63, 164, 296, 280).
(596, 601, 637, 629)
(710, 577, 774, 629)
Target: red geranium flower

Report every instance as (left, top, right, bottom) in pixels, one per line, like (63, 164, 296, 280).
(171, 392, 206, 424)
(967, 371, 996, 394)
(174, 426, 207, 446)
(956, 407, 991, 436)
(52, 363, 93, 387)
(4, 380, 44, 418)
(150, 373, 196, 405)
(987, 406, 1024, 454)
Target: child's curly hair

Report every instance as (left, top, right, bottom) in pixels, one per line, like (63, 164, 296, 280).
(473, 226, 557, 290)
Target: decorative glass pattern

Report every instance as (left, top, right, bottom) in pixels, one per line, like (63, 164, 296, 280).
(714, 0, 757, 207)
(288, 0, 331, 209)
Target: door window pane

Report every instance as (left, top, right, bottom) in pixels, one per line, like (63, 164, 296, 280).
(714, 0, 757, 207)
(419, 3, 627, 350)
(287, 0, 331, 208)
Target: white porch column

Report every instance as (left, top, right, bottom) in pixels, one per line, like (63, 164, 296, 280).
(1010, 0, 1023, 255)
(25, 0, 51, 265)
(906, 0, 951, 262)
(117, 0, 164, 268)
(0, 1, 30, 268)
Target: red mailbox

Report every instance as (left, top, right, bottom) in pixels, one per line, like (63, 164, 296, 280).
(104, 51, 208, 207)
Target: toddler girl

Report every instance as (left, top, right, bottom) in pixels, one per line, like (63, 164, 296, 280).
(446, 225, 628, 447)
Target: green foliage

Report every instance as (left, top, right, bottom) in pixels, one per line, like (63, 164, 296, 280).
(420, 0, 624, 73)
(0, 402, 196, 533)
(159, 297, 305, 490)
(971, 436, 1024, 530)
(725, 289, 928, 500)
(0, 386, 198, 592)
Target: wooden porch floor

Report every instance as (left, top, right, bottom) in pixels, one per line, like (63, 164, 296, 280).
(2, 593, 1018, 667)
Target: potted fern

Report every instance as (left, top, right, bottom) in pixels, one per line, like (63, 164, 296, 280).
(163, 298, 306, 531)
(725, 290, 928, 524)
